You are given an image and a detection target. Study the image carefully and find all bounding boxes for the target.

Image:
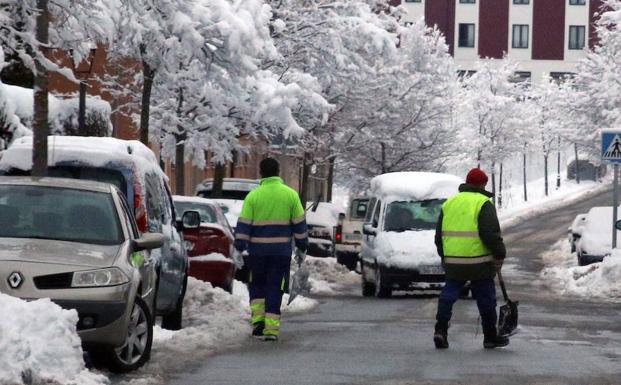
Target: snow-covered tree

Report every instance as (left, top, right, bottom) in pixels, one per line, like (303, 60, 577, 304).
(336, 21, 458, 189)
(456, 59, 525, 201)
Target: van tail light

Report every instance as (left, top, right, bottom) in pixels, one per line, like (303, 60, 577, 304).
(335, 225, 343, 244)
(134, 184, 147, 233)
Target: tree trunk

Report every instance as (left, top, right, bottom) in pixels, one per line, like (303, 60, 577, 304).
(491, 161, 496, 205)
(523, 150, 528, 202)
(544, 154, 549, 196)
(230, 150, 237, 178)
(174, 88, 185, 195)
(212, 163, 226, 198)
(380, 142, 387, 174)
(556, 136, 561, 190)
(498, 163, 503, 209)
(32, 0, 49, 177)
(327, 156, 336, 202)
(175, 140, 185, 195)
(574, 143, 580, 184)
(139, 55, 155, 146)
(300, 154, 311, 209)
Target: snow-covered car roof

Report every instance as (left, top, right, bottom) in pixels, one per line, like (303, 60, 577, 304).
(307, 202, 345, 228)
(581, 207, 615, 256)
(0, 136, 166, 180)
(195, 178, 259, 192)
(172, 195, 217, 205)
(369, 172, 461, 202)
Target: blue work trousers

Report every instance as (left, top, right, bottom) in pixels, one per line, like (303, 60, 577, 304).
(247, 255, 291, 316)
(436, 278, 498, 332)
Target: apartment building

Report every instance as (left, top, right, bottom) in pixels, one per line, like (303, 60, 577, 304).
(397, 0, 605, 82)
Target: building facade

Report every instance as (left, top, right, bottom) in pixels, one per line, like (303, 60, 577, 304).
(397, 0, 605, 82)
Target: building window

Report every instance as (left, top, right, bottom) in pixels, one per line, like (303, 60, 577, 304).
(458, 24, 475, 47)
(568, 26, 586, 50)
(512, 25, 529, 48)
(460, 0, 476, 3)
(550, 72, 576, 83)
(510, 71, 532, 83)
(569, 0, 586, 5)
(513, 0, 529, 3)
(404, 0, 422, 2)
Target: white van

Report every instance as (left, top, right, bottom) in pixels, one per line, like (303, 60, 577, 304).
(360, 172, 461, 298)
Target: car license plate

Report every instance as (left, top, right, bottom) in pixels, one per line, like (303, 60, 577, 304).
(344, 233, 361, 241)
(419, 265, 443, 275)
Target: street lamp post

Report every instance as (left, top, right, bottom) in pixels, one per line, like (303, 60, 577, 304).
(71, 48, 97, 135)
(557, 136, 561, 190)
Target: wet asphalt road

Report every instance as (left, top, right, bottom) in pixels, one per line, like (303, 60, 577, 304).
(166, 186, 621, 385)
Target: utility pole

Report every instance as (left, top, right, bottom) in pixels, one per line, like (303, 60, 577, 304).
(32, 0, 49, 177)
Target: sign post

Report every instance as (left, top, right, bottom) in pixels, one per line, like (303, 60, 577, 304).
(601, 130, 621, 249)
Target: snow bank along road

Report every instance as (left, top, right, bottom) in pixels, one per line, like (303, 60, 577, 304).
(163, 186, 621, 385)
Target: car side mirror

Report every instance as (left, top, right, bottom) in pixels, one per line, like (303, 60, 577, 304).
(363, 223, 377, 236)
(182, 210, 201, 229)
(616, 220, 621, 231)
(133, 233, 165, 251)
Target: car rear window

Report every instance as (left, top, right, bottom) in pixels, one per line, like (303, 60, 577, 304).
(350, 199, 369, 219)
(0, 185, 123, 245)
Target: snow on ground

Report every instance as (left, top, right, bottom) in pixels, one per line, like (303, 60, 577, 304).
(498, 177, 608, 228)
(541, 240, 621, 299)
(304, 256, 360, 295)
(0, 293, 106, 385)
(118, 277, 317, 385)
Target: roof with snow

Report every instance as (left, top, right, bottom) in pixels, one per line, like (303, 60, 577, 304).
(369, 172, 462, 202)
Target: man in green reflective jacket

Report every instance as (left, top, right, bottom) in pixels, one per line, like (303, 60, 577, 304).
(433, 168, 509, 350)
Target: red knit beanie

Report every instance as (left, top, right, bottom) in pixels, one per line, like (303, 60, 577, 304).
(466, 168, 488, 185)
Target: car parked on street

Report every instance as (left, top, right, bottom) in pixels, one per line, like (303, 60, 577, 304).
(173, 196, 237, 293)
(360, 172, 461, 298)
(306, 202, 345, 258)
(0, 177, 166, 373)
(568, 213, 588, 253)
(575, 207, 616, 266)
(0, 136, 189, 330)
(334, 197, 369, 270)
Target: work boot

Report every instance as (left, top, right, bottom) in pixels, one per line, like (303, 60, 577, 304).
(263, 334, 278, 342)
(252, 322, 265, 338)
(483, 329, 509, 349)
(433, 322, 449, 349)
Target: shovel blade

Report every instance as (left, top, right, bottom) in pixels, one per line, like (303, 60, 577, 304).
(287, 265, 310, 305)
(498, 300, 519, 336)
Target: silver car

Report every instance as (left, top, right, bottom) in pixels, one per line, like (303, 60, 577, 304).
(0, 177, 164, 373)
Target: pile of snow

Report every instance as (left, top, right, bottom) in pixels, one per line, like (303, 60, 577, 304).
(0, 293, 106, 385)
(189, 253, 232, 263)
(542, 241, 621, 299)
(369, 172, 461, 203)
(305, 256, 360, 295)
(373, 230, 440, 269)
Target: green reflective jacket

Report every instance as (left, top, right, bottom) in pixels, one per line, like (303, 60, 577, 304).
(441, 192, 492, 258)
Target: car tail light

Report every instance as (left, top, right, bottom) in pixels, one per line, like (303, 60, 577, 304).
(134, 182, 147, 233)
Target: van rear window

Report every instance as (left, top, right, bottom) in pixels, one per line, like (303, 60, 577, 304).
(350, 199, 369, 219)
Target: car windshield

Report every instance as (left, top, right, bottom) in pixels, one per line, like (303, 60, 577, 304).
(350, 199, 369, 219)
(0, 185, 123, 245)
(384, 199, 444, 232)
(174, 201, 218, 224)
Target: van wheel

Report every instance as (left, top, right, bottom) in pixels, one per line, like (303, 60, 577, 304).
(96, 296, 153, 373)
(162, 273, 187, 330)
(375, 267, 392, 298)
(361, 265, 375, 297)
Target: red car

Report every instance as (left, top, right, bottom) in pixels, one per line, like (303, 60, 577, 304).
(173, 196, 236, 293)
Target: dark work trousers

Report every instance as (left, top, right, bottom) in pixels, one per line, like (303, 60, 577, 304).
(247, 255, 291, 333)
(436, 278, 498, 333)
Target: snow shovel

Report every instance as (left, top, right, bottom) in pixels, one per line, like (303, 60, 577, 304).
(497, 269, 519, 337)
(287, 260, 310, 305)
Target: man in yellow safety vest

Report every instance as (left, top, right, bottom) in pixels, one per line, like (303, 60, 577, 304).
(433, 168, 509, 349)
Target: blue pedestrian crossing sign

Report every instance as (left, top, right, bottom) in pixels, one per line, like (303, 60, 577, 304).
(602, 130, 621, 164)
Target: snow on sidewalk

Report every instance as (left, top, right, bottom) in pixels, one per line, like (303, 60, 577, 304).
(0, 293, 107, 385)
(541, 240, 621, 299)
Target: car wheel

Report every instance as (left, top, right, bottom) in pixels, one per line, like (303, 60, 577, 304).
(161, 273, 187, 330)
(361, 264, 375, 297)
(577, 253, 587, 266)
(99, 296, 154, 374)
(374, 266, 392, 298)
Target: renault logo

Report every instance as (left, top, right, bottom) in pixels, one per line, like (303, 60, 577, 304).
(8, 272, 24, 289)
